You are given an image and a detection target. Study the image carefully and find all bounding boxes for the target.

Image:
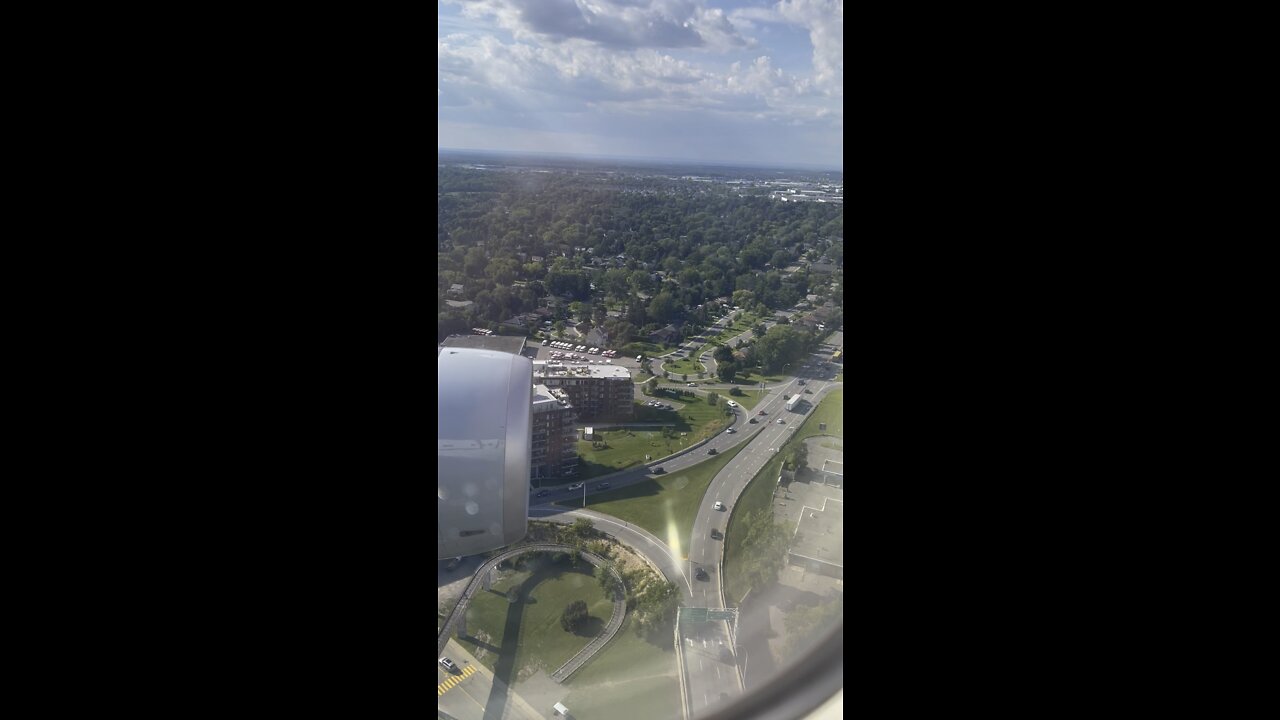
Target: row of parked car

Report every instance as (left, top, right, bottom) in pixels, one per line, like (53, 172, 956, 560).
(543, 340, 619, 358)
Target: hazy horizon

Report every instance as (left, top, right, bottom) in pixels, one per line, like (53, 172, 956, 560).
(438, 145, 843, 173)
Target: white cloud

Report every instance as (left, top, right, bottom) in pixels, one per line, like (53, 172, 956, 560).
(437, 1, 842, 166)
(444, 0, 751, 50)
(729, 0, 843, 95)
(776, 0, 842, 94)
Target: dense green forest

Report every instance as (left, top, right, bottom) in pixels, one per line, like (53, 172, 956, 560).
(438, 166, 843, 351)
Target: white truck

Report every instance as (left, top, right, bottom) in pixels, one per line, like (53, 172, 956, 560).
(786, 394, 802, 411)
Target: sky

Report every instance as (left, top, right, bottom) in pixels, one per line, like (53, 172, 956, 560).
(438, 0, 843, 170)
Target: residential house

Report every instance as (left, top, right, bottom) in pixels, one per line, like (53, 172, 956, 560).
(586, 327, 610, 348)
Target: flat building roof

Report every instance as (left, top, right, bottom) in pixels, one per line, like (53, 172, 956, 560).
(534, 362, 631, 379)
(441, 334, 528, 355)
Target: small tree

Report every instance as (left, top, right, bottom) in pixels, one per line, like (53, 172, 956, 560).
(682, 373, 688, 382)
(729, 386, 744, 396)
(707, 392, 719, 406)
(571, 517, 595, 539)
(561, 600, 588, 632)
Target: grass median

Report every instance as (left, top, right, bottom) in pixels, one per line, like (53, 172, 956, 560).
(723, 389, 843, 604)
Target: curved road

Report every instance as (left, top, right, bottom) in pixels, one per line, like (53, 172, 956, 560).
(528, 506, 694, 595)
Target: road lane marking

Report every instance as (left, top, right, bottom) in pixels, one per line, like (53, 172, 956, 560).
(436, 666, 476, 696)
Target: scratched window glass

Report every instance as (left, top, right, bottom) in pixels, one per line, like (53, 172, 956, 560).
(439, 2, 843, 718)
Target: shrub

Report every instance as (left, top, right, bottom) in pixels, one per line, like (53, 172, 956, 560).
(561, 600, 589, 632)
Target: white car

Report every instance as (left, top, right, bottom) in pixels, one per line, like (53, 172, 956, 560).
(713, 501, 725, 511)
(567, 482, 584, 491)
(726, 400, 737, 407)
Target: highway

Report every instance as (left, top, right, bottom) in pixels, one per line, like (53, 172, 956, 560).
(682, 374, 840, 717)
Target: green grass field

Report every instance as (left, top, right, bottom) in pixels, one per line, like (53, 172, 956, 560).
(575, 397, 733, 478)
(460, 554, 614, 677)
(734, 370, 789, 385)
(622, 341, 666, 357)
(663, 355, 705, 375)
(723, 389, 843, 603)
(717, 388, 768, 410)
(576, 426, 699, 478)
(561, 614, 680, 720)
(560, 436, 751, 558)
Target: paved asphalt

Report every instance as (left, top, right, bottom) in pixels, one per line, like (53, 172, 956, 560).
(682, 375, 839, 716)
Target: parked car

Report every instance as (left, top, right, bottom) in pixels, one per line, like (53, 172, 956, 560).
(439, 657, 457, 672)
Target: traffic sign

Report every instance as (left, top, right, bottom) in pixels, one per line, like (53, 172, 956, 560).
(680, 607, 708, 623)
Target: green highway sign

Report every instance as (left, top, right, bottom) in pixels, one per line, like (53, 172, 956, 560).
(681, 608, 708, 623)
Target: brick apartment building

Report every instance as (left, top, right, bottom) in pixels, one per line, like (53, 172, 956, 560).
(533, 362, 634, 421)
(531, 384, 579, 482)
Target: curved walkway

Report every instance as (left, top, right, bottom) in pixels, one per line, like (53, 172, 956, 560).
(437, 542, 626, 685)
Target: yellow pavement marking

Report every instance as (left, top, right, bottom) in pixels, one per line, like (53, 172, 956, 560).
(437, 665, 477, 696)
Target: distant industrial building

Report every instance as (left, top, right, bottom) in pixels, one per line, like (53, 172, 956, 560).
(534, 362, 634, 421)
(531, 384, 578, 482)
